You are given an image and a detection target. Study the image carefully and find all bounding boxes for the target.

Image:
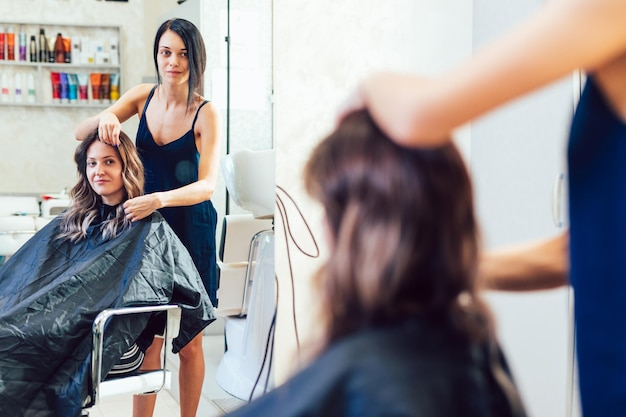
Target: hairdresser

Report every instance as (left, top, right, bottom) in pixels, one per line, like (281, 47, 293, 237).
(75, 18, 220, 417)
(340, 0, 626, 415)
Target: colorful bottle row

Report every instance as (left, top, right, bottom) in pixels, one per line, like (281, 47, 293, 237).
(0, 27, 119, 66)
(50, 72, 120, 104)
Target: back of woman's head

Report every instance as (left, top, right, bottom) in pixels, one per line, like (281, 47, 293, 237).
(304, 110, 488, 346)
(60, 130, 144, 242)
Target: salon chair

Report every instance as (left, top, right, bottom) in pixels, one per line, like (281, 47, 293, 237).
(81, 304, 182, 416)
(215, 149, 276, 401)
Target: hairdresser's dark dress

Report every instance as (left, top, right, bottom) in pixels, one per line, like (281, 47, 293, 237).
(568, 76, 626, 416)
(226, 316, 525, 417)
(137, 86, 219, 305)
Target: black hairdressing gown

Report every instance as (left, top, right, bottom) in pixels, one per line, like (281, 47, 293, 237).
(0, 210, 215, 417)
(227, 316, 525, 417)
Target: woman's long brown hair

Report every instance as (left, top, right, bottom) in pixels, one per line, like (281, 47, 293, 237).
(304, 110, 493, 349)
(58, 130, 144, 242)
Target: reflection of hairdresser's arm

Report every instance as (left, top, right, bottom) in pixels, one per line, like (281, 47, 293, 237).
(479, 232, 569, 292)
(360, 0, 626, 147)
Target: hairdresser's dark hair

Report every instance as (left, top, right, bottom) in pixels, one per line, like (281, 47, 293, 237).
(154, 18, 206, 112)
(58, 130, 144, 242)
(304, 110, 492, 349)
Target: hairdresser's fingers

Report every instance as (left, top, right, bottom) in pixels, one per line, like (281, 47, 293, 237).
(98, 113, 121, 145)
(123, 196, 157, 222)
(109, 125, 121, 146)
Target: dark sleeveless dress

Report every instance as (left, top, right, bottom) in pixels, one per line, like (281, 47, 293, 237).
(568, 75, 626, 415)
(136, 86, 218, 306)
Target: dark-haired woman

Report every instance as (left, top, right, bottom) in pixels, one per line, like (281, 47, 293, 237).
(75, 18, 220, 417)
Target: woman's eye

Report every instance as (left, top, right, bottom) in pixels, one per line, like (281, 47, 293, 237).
(181, 52, 188, 58)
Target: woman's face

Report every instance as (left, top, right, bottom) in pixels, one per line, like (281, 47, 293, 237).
(157, 30, 190, 86)
(86, 140, 125, 206)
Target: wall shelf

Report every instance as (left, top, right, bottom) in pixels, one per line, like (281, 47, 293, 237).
(0, 21, 121, 106)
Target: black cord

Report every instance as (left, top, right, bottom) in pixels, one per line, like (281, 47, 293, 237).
(248, 274, 279, 402)
(275, 185, 320, 354)
(245, 185, 319, 401)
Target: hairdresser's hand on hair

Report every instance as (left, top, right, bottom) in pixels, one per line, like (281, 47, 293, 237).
(98, 112, 122, 146)
(123, 194, 162, 222)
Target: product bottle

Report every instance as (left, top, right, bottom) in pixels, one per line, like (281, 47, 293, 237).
(54, 33, 64, 63)
(19, 31, 27, 61)
(7, 27, 15, 61)
(0, 27, 5, 60)
(1, 72, 9, 103)
(29, 36, 37, 62)
(38, 28, 47, 63)
(14, 73, 22, 103)
(48, 36, 56, 63)
(63, 37, 71, 63)
(27, 73, 36, 104)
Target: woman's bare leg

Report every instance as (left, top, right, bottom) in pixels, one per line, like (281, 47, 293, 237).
(178, 333, 205, 417)
(132, 337, 164, 417)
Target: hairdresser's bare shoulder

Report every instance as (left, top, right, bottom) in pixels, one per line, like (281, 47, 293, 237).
(122, 83, 155, 103)
(105, 83, 154, 119)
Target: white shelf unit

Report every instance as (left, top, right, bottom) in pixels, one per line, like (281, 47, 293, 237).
(0, 21, 121, 108)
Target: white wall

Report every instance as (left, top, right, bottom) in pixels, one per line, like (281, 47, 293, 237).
(273, 0, 474, 382)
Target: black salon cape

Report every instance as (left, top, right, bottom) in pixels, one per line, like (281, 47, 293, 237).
(226, 317, 525, 417)
(0, 212, 215, 417)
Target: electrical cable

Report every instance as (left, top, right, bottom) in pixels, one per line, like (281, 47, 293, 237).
(248, 274, 279, 402)
(245, 185, 319, 402)
(274, 184, 320, 354)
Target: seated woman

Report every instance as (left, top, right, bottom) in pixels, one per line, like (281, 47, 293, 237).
(227, 110, 526, 417)
(0, 130, 215, 417)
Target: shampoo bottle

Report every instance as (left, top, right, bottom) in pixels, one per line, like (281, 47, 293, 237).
(0, 27, 5, 60)
(1, 72, 9, 102)
(6, 27, 15, 61)
(54, 33, 65, 63)
(14, 73, 22, 103)
(29, 36, 37, 62)
(19, 31, 27, 61)
(27, 73, 36, 104)
(38, 28, 47, 63)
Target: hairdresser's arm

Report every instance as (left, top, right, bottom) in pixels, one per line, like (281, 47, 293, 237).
(74, 84, 153, 144)
(478, 232, 569, 292)
(123, 102, 222, 221)
(356, 0, 626, 147)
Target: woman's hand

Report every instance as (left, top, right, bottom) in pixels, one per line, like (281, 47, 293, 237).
(123, 194, 162, 222)
(98, 112, 122, 146)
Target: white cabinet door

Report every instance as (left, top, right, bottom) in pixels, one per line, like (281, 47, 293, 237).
(471, 1, 576, 417)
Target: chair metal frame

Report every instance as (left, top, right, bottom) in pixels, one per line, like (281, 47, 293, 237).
(83, 304, 182, 411)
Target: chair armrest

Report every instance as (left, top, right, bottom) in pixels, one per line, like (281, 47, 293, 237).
(87, 304, 181, 408)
